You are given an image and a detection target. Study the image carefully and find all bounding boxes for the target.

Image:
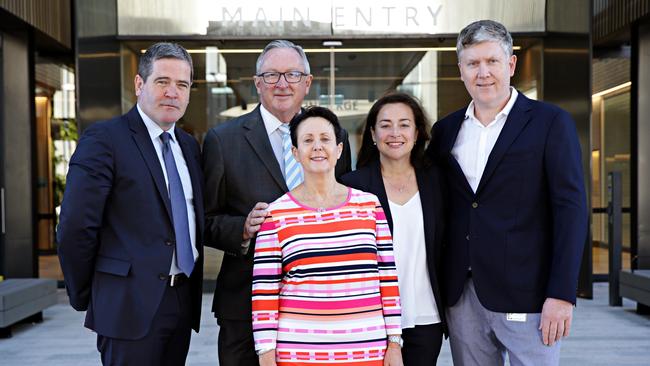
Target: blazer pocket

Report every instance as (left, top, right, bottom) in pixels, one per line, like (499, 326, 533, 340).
(505, 231, 548, 291)
(95, 255, 132, 277)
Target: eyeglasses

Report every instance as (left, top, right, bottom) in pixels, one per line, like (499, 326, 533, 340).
(256, 71, 307, 84)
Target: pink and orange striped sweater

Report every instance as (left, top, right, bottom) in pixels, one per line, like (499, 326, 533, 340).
(252, 188, 401, 365)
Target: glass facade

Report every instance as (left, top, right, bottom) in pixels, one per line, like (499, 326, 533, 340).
(35, 63, 77, 281)
(120, 39, 542, 155)
(592, 85, 632, 275)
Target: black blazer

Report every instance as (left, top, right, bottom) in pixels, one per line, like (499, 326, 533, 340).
(340, 159, 447, 330)
(202, 104, 352, 320)
(57, 106, 204, 339)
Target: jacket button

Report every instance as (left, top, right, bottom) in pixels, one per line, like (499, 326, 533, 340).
(158, 273, 167, 281)
(466, 235, 470, 241)
(472, 202, 478, 208)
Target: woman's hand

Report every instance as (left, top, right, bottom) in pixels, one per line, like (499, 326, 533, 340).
(384, 343, 404, 366)
(258, 350, 277, 366)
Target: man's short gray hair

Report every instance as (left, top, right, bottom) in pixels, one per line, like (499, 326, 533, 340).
(255, 40, 311, 75)
(456, 20, 513, 59)
(138, 42, 194, 82)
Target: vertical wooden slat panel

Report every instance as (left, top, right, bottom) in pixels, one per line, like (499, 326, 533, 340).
(594, 0, 650, 43)
(0, 0, 71, 48)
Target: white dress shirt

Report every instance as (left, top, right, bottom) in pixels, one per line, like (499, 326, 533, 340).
(451, 88, 519, 193)
(260, 104, 291, 176)
(137, 104, 198, 275)
(389, 193, 441, 329)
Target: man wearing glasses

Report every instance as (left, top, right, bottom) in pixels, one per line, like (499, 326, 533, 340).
(202, 40, 352, 366)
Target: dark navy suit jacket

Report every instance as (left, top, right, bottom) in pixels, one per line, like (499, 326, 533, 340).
(340, 159, 447, 331)
(428, 93, 588, 313)
(57, 106, 204, 339)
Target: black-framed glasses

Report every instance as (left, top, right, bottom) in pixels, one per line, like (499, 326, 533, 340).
(256, 71, 307, 84)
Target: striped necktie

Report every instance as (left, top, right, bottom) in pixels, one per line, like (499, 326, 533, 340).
(278, 124, 303, 190)
(160, 132, 194, 276)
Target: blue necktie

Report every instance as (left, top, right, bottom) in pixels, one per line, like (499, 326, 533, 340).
(278, 124, 303, 190)
(160, 132, 194, 276)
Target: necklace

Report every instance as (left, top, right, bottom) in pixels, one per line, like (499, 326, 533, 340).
(383, 170, 414, 193)
(300, 183, 345, 211)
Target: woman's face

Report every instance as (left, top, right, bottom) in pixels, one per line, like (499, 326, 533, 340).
(371, 103, 418, 163)
(292, 116, 343, 176)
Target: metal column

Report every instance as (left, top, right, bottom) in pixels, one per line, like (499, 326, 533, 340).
(608, 171, 623, 306)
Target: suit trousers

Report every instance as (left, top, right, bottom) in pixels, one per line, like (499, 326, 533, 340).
(402, 323, 443, 366)
(96, 282, 192, 366)
(446, 279, 561, 366)
(217, 318, 258, 366)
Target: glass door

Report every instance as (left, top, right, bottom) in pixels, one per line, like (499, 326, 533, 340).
(591, 85, 632, 276)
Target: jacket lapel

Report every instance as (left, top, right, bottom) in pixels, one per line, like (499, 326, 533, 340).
(416, 168, 436, 251)
(475, 93, 533, 195)
(176, 130, 204, 244)
(243, 106, 288, 192)
(445, 114, 475, 196)
(368, 160, 393, 233)
(127, 107, 173, 221)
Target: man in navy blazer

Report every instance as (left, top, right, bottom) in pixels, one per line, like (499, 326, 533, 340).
(57, 43, 203, 365)
(428, 20, 587, 365)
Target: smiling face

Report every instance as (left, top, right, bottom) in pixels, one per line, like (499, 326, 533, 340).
(255, 47, 313, 123)
(292, 116, 343, 176)
(458, 41, 517, 113)
(135, 58, 192, 130)
(372, 103, 418, 164)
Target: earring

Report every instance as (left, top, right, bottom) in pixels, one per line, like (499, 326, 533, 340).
(373, 141, 377, 146)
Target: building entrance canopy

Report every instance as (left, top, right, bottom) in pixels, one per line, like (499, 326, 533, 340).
(117, 0, 545, 38)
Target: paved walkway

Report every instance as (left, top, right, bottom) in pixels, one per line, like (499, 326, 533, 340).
(1, 283, 649, 365)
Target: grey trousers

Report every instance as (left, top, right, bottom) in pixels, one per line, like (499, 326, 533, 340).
(446, 279, 561, 366)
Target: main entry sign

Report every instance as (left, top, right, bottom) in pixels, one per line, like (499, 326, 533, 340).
(118, 0, 545, 37)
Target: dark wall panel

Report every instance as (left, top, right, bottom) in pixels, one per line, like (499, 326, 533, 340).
(636, 23, 650, 268)
(75, 0, 121, 131)
(542, 35, 593, 297)
(1, 30, 35, 277)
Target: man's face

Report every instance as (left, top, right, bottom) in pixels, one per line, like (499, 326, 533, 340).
(255, 48, 313, 123)
(458, 41, 517, 112)
(135, 58, 192, 129)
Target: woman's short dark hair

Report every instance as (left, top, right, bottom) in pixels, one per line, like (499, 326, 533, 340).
(356, 92, 431, 168)
(290, 106, 343, 147)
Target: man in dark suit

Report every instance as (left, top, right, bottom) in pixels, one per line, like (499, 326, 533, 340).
(202, 40, 351, 366)
(57, 42, 203, 365)
(428, 20, 588, 365)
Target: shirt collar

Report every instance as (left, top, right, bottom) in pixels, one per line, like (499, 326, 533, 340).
(137, 104, 177, 143)
(259, 104, 285, 136)
(464, 87, 519, 124)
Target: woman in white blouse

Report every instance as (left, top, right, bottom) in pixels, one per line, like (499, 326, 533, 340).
(341, 93, 446, 365)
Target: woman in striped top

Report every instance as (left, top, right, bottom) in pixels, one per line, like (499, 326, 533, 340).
(252, 106, 403, 366)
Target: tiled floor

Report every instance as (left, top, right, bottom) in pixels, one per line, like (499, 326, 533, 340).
(0, 283, 648, 365)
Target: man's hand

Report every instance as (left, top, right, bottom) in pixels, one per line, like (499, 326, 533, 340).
(539, 297, 573, 346)
(384, 343, 404, 366)
(243, 202, 269, 241)
(258, 350, 276, 366)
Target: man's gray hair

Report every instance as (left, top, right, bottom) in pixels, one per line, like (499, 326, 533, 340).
(138, 42, 194, 82)
(456, 20, 513, 59)
(255, 40, 311, 75)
